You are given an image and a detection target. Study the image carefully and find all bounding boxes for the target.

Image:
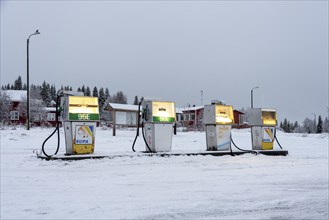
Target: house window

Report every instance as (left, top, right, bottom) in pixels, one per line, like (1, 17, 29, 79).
(190, 113, 195, 121)
(47, 113, 56, 121)
(176, 114, 183, 122)
(184, 113, 190, 121)
(10, 111, 19, 120)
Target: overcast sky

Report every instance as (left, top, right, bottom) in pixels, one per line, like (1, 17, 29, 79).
(1, 1, 328, 123)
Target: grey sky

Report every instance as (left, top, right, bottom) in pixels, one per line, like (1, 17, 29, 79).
(1, 1, 328, 123)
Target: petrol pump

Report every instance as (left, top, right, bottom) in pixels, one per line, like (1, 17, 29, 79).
(141, 100, 176, 152)
(61, 93, 100, 155)
(249, 108, 277, 150)
(203, 101, 234, 151)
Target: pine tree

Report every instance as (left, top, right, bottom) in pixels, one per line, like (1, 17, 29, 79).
(287, 122, 291, 133)
(133, 96, 139, 105)
(85, 86, 91, 96)
(81, 85, 86, 96)
(50, 84, 57, 101)
(92, 86, 98, 97)
(105, 88, 110, 99)
(323, 117, 329, 133)
(40, 81, 51, 106)
(98, 87, 106, 108)
(317, 115, 323, 133)
(14, 76, 23, 90)
(282, 118, 288, 132)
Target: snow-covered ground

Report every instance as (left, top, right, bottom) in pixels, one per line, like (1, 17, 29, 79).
(1, 126, 328, 219)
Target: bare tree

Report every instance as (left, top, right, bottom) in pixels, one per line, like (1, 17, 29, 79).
(0, 91, 12, 124)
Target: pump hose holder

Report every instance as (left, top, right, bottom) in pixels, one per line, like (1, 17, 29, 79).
(40, 92, 62, 158)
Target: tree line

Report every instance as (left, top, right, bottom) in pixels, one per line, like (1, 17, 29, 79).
(1, 76, 141, 107)
(2, 76, 328, 133)
(1, 76, 141, 124)
(279, 116, 328, 134)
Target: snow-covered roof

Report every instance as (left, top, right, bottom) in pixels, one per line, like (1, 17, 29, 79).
(176, 108, 184, 114)
(180, 105, 204, 112)
(1, 90, 27, 102)
(104, 103, 139, 112)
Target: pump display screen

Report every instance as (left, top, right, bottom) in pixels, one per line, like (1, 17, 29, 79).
(215, 106, 234, 124)
(262, 111, 277, 125)
(152, 101, 176, 123)
(68, 96, 100, 121)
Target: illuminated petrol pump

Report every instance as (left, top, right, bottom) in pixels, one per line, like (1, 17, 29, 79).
(249, 108, 277, 150)
(203, 101, 234, 151)
(142, 100, 176, 152)
(61, 94, 100, 155)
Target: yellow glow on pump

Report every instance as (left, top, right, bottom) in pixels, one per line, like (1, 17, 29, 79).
(68, 96, 99, 114)
(152, 102, 175, 118)
(215, 105, 234, 124)
(216, 114, 233, 123)
(262, 111, 277, 125)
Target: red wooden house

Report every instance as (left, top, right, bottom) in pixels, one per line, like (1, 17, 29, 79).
(1, 90, 57, 127)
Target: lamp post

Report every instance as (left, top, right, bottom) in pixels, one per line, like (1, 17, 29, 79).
(251, 86, 259, 109)
(27, 30, 40, 130)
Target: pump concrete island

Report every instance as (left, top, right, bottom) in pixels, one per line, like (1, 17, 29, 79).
(37, 93, 287, 161)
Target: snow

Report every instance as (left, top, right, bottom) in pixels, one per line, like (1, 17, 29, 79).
(1, 90, 26, 102)
(104, 103, 139, 112)
(1, 126, 328, 219)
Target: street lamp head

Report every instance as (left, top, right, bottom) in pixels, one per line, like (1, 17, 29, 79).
(251, 86, 260, 109)
(28, 30, 40, 40)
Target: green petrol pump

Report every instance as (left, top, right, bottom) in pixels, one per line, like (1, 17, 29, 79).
(249, 108, 277, 150)
(203, 101, 235, 151)
(142, 100, 176, 152)
(61, 94, 100, 155)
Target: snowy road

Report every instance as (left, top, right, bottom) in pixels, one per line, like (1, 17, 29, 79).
(1, 127, 328, 219)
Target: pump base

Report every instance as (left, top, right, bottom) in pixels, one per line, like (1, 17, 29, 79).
(37, 154, 109, 161)
(36, 150, 288, 160)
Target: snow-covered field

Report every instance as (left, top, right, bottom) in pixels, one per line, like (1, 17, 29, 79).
(1, 126, 328, 219)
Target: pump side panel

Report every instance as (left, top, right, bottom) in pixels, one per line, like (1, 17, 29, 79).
(64, 121, 73, 155)
(203, 105, 216, 124)
(251, 126, 262, 150)
(154, 124, 173, 152)
(216, 125, 231, 150)
(206, 125, 217, 151)
(144, 123, 155, 152)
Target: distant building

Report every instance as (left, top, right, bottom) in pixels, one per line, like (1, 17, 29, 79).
(103, 102, 139, 136)
(0, 90, 57, 127)
(178, 106, 204, 131)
